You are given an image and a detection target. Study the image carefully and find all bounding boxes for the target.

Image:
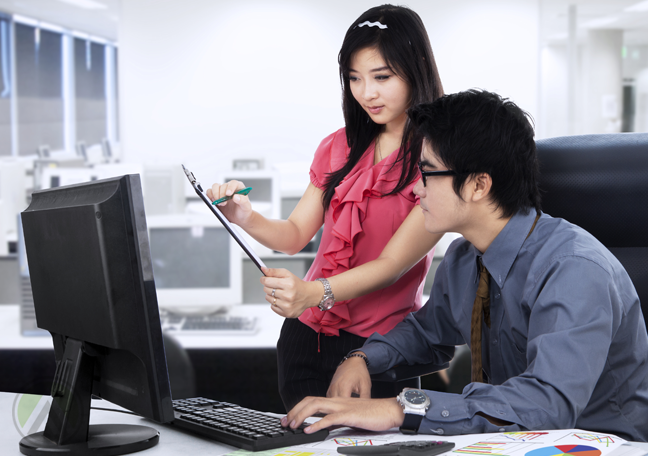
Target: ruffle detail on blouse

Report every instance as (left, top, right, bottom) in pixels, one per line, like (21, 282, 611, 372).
(301, 148, 414, 336)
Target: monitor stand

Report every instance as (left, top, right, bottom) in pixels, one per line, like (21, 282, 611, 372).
(19, 337, 160, 456)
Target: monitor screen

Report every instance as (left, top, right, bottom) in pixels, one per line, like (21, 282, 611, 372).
(20, 174, 174, 455)
(147, 213, 242, 311)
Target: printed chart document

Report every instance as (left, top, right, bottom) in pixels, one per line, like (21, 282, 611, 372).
(222, 429, 642, 456)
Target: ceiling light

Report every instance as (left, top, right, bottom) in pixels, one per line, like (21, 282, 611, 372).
(624, 1, 648, 12)
(56, 0, 108, 10)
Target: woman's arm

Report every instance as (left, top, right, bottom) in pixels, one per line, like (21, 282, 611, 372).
(207, 181, 324, 255)
(261, 206, 442, 318)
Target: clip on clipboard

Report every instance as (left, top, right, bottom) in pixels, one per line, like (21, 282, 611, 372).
(182, 165, 267, 274)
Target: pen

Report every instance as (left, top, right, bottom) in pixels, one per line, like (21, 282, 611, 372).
(212, 187, 253, 205)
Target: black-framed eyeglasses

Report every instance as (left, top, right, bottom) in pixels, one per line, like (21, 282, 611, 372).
(418, 161, 458, 187)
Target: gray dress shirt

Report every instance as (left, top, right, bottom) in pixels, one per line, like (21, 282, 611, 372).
(361, 209, 648, 441)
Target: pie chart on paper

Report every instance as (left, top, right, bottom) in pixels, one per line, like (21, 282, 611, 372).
(526, 445, 601, 456)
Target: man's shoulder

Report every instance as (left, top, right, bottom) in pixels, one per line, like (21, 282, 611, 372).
(531, 214, 621, 277)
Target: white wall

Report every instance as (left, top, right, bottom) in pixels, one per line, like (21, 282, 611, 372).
(539, 44, 570, 138)
(119, 0, 539, 183)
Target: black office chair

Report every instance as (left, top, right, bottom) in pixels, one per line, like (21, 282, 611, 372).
(163, 333, 196, 399)
(536, 133, 648, 327)
(371, 362, 442, 397)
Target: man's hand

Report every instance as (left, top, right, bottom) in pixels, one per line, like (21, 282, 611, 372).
(281, 396, 405, 434)
(326, 354, 372, 398)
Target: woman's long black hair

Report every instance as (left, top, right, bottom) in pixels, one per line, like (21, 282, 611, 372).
(321, 4, 444, 210)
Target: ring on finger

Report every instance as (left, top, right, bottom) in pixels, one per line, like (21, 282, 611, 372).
(273, 297, 277, 306)
(271, 288, 276, 298)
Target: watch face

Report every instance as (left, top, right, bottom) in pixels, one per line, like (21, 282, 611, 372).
(321, 297, 334, 310)
(404, 390, 428, 405)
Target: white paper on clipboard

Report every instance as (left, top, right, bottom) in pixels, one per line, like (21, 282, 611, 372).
(181, 165, 267, 273)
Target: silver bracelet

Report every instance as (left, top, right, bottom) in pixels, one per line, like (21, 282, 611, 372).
(339, 352, 369, 367)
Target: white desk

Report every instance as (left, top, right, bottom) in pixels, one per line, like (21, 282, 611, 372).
(0, 392, 237, 456)
(1, 392, 646, 456)
(0, 304, 283, 350)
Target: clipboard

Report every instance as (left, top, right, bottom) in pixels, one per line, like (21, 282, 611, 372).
(182, 165, 267, 274)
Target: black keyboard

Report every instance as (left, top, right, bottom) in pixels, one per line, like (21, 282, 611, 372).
(171, 397, 329, 451)
(160, 312, 258, 335)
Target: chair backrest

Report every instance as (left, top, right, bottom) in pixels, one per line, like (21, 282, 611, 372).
(536, 133, 648, 327)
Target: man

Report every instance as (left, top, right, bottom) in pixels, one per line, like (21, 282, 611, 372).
(281, 90, 648, 441)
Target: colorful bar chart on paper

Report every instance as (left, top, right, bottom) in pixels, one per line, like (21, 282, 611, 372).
(526, 445, 602, 456)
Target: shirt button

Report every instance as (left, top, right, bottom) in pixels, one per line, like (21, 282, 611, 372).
(441, 410, 450, 418)
(499, 428, 506, 432)
(495, 293, 501, 299)
(493, 339, 498, 344)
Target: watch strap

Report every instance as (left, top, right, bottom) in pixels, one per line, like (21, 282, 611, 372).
(315, 277, 334, 311)
(399, 413, 424, 434)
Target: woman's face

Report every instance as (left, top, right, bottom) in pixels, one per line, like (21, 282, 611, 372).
(348, 47, 411, 132)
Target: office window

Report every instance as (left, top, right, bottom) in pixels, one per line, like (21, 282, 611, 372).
(0, 17, 11, 156)
(75, 38, 106, 146)
(15, 23, 64, 156)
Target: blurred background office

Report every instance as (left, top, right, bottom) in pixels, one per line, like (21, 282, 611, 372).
(0, 0, 646, 410)
(0, 0, 646, 312)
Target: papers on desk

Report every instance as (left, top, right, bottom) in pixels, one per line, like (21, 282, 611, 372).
(223, 429, 634, 456)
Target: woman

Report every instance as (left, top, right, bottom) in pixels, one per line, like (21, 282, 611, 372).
(207, 4, 444, 411)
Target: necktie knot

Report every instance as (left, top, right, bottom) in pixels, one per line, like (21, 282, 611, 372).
(475, 264, 490, 299)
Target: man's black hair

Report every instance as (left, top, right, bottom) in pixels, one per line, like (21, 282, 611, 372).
(409, 89, 541, 218)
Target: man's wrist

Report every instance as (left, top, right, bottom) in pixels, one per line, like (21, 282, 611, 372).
(392, 398, 406, 428)
(339, 352, 369, 367)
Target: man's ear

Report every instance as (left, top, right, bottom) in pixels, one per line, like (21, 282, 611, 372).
(468, 173, 493, 203)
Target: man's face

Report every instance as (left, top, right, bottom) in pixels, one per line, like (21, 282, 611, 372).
(414, 141, 469, 234)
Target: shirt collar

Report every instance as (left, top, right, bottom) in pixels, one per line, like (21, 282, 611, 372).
(473, 209, 540, 289)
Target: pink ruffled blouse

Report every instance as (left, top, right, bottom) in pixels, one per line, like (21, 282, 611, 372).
(299, 128, 434, 338)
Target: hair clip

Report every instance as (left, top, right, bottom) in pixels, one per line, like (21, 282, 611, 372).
(357, 20, 387, 29)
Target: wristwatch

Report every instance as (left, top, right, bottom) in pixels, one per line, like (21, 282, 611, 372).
(397, 388, 430, 434)
(315, 278, 335, 311)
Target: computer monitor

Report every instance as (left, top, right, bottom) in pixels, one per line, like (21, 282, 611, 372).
(147, 213, 242, 312)
(84, 143, 106, 166)
(20, 174, 174, 455)
(17, 214, 47, 336)
(75, 140, 87, 160)
(36, 144, 51, 159)
(0, 158, 28, 240)
(142, 165, 186, 215)
(101, 137, 113, 162)
(38, 167, 101, 190)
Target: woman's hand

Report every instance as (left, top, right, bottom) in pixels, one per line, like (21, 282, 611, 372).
(206, 180, 253, 227)
(261, 267, 322, 318)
